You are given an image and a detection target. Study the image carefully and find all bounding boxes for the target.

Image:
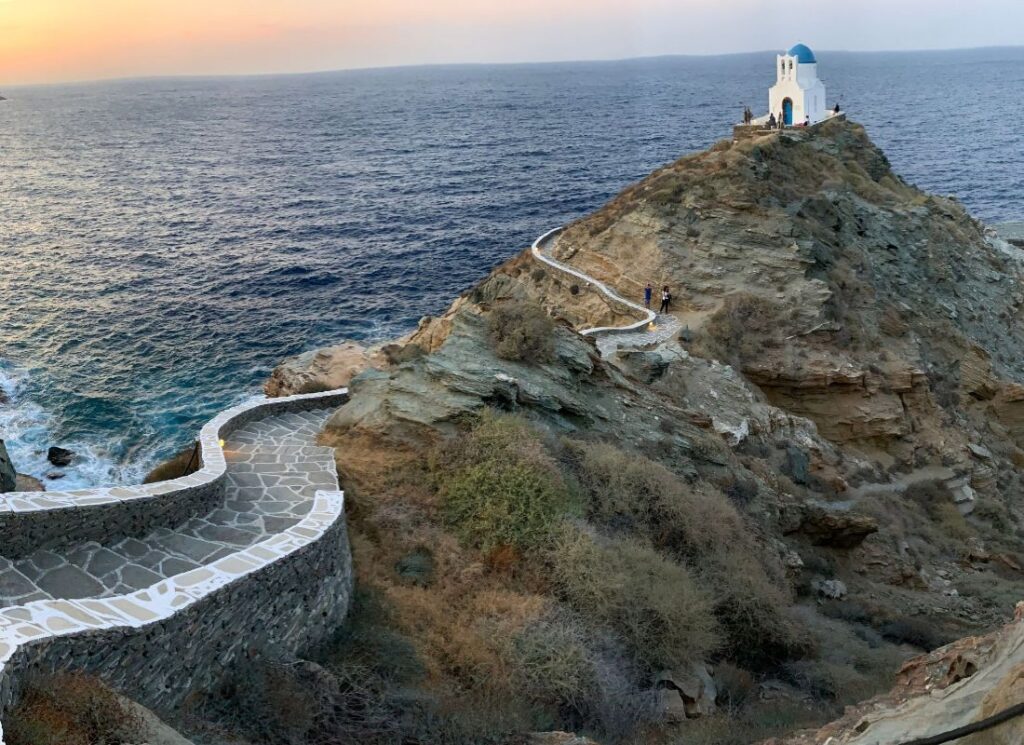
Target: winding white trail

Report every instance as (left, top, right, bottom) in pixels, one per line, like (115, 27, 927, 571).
(0, 389, 352, 744)
(531, 227, 681, 355)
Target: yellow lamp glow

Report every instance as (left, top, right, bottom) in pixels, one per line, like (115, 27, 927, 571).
(218, 439, 225, 448)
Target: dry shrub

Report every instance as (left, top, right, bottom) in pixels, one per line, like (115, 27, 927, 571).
(878, 616, 955, 651)
(505, 612, 656, 739)
(905, 479, 975, 542)
(695, 293, 788, 366)
(6, 673, 139, 745)
(488, 299, 555, 362)
(565, 441, 801, 669)
(550, 527, 718, 671)
(667, 700, 825, 745)
(435, 414, 574, 552)
(702, 553, 810, 670)
(565, 441, 750, 561)
(508, 614, 600, 718)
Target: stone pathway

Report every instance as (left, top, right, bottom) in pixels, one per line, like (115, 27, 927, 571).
(0, 408, 336, 608)
(594, 317, 683, 357)
(531, 227, 681, 355)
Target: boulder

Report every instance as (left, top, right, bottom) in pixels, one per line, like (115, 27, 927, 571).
(967, 443, 994, 461)
(0, 439, 15, 493)
(812, 578, 848, 600)
(789, 504, 879, 548)
(15, 474, 45, 492)
(947, 475, 977, 515)
(47, 445, 75, 467)
(652, 663, 717, 721)
(265, 341, 377, 397)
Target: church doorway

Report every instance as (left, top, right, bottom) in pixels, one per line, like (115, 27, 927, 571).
(782, 98, 793, 126)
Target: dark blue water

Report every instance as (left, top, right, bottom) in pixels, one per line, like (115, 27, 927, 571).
(2, 47, 1023, 486)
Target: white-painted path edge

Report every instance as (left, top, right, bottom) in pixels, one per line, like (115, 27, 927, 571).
(0, 388, 351, 745)
(531, 227, 681, 353)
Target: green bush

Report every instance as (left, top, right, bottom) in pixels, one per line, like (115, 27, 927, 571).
(488, 299, 555, 363)
(550, 528, 718, 670)
(436, 414, 573, 552)
(442, 461, 572, 551)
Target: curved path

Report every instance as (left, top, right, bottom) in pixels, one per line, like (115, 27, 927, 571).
(0, 390, 352, 744)
(532, 227, 681, 355)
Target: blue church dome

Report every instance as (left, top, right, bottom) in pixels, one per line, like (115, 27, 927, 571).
(787, 43, 816, 63)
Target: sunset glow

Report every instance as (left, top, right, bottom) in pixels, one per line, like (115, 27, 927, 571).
(1, 0, 1022, 86)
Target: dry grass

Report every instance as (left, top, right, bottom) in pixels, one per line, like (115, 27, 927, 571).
(6, 674, 139, 745)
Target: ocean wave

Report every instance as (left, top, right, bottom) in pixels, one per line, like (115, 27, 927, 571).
(0, 361, 143, 490)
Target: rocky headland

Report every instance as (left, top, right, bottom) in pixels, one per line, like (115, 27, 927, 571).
(9, 118, 1024, 745)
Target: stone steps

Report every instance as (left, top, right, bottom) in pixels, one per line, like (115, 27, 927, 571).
(0, 409, 336, 607)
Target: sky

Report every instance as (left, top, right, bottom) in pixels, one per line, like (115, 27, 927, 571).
(1, 0, 1022, 86)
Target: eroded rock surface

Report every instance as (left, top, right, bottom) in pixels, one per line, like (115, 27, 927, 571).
(765, 604, 1024, 744)
(265, 341, 379, 397)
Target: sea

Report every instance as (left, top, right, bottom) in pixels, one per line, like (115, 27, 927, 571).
(1, 47, 1023, 488)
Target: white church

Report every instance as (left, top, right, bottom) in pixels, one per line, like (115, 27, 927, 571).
(747, 43, 836, 129)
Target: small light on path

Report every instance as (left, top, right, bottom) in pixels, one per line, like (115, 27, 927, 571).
(218, 439, 226, 449)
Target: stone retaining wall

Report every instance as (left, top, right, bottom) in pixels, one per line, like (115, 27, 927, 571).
(0, 488, 352, 742)
(0, 390, 349, 558)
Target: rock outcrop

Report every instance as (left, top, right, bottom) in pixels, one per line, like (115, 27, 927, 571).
(550, 120, 1024, 463)
(265, 341, 379, 397)
(766, 603, 1024, 744)
(0, 440, 15, 493)
(270, 120, 1024, 745)
(46, 446, 74, 467)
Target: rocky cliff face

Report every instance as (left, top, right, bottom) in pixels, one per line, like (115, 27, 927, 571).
(554, 119, 1024, 456)
(254, 120, 1024, 744)
(767, 603, 1024, 744)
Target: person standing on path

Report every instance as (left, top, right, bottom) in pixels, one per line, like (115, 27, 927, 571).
(644, 283, 653, 309)
(659, 286, 671, 314)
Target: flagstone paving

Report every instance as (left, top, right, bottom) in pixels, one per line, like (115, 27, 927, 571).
(0, 408, 337, 608)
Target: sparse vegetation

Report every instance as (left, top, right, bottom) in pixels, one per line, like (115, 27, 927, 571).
(551, 527, 719, 670)
(488, 299, 555, 362)
(6, 674, 139, 745)
(695, 293, 789, 366)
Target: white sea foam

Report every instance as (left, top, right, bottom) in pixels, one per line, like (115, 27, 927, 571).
(0, 361, 141, 491)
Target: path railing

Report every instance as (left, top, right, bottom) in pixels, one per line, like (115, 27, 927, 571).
(531, 227, 655, 336)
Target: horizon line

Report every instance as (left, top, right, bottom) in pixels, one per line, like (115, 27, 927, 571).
(4, 42, 1022, 91)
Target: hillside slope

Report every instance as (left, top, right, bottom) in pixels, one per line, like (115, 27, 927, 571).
(108, 119, 1024, 745)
